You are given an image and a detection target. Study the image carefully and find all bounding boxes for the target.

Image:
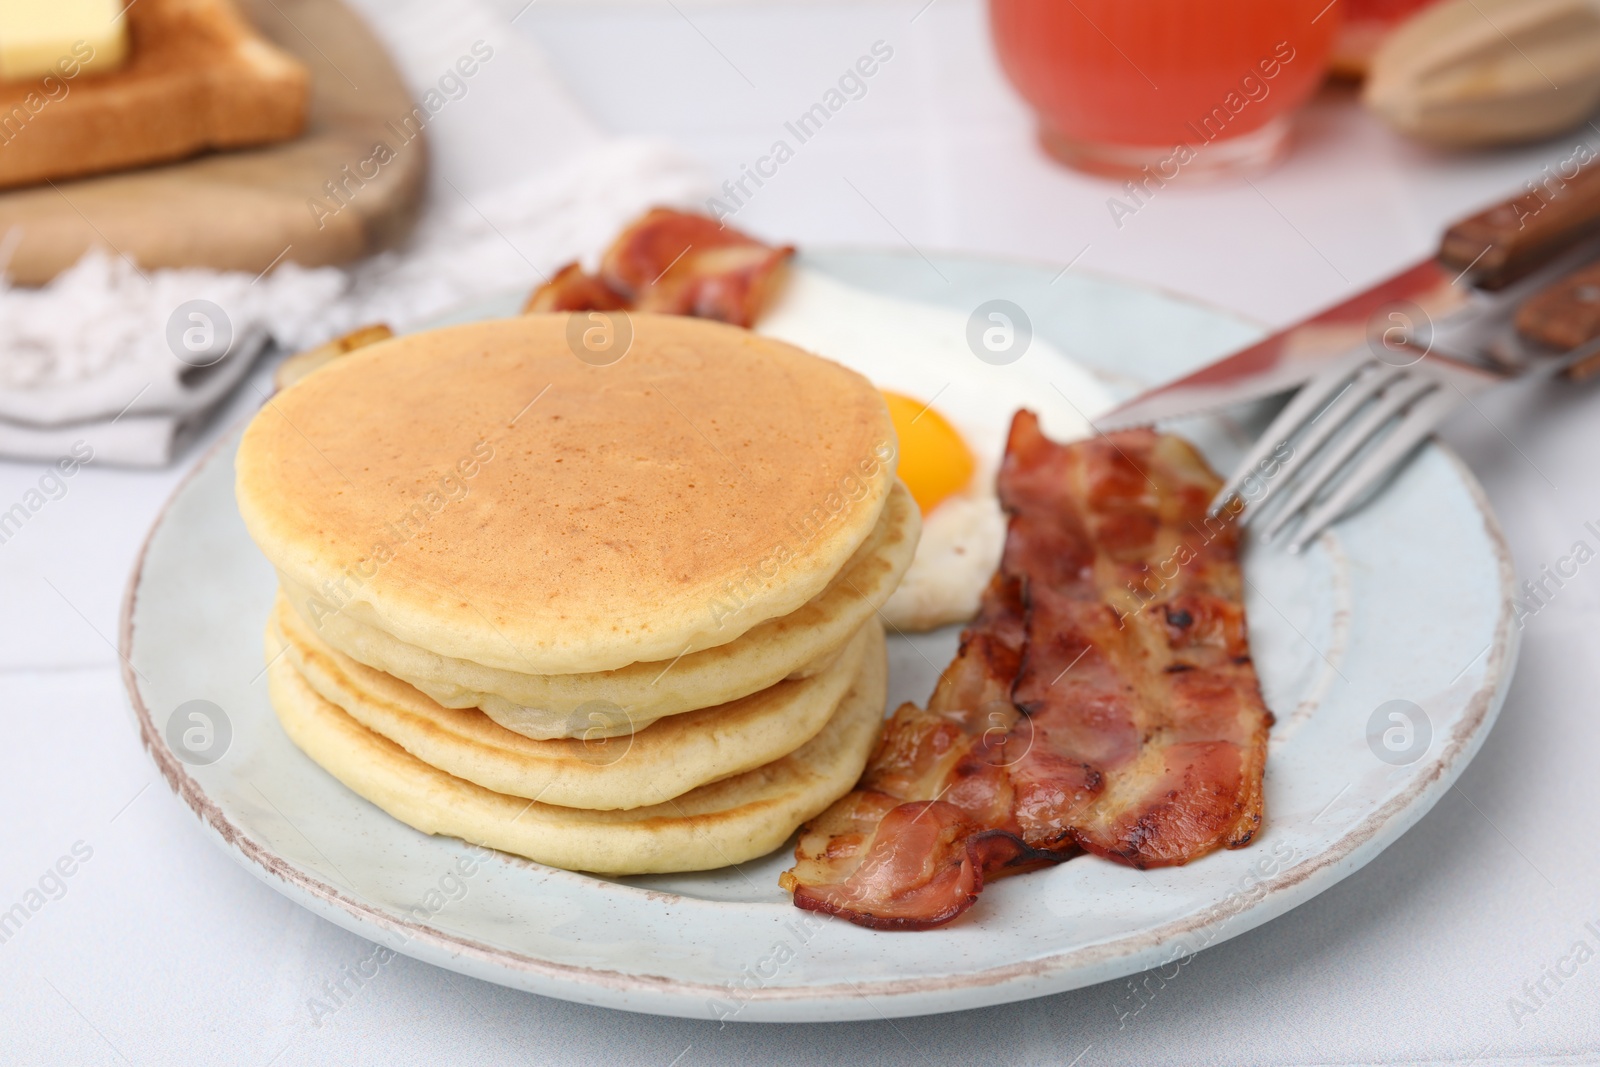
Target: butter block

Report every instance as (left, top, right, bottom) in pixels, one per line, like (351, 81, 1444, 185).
(0, 0, 129, 82)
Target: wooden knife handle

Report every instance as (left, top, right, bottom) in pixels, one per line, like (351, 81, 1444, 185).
(1440, 154, 1600, 289)
(1515, 260, 1600, 380)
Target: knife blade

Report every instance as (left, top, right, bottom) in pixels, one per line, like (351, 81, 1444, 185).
(1094, 259, 1467, 431)
(1094, 153, 1600, 432)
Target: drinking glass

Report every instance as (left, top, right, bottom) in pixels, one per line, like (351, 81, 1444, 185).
(989, 0, 1343, 178)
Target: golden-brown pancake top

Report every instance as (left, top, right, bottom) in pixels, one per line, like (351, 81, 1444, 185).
(237, 314, 897, 675)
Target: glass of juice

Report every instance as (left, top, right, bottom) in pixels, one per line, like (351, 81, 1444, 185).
(989, 0, 1343, 178)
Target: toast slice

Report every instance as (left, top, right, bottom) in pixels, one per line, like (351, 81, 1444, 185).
(0, 0, 310, 189)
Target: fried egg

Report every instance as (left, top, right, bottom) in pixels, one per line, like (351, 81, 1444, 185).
(758, 267, 1113, 631)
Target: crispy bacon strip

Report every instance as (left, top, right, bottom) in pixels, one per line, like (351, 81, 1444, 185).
(521, 208, 794, 327)
(781, 412, 1273, 929)
(521, 263, 628, 314)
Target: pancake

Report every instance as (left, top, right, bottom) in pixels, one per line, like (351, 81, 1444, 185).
(265, 623, 889, 875)
(237, 313, 898, 676)
(271, 597, 877, 810)
(282, 480, 919, 739)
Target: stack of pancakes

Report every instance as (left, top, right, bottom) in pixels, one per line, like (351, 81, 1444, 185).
(236, 314, 918, 875)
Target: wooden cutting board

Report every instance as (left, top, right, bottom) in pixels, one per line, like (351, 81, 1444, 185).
(0, 0, 425, 285)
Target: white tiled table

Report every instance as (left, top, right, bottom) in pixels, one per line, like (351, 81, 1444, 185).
(3, 2, 1598, 1064)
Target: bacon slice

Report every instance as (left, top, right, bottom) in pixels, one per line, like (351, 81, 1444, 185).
(781, 412, 1273, 929)
(522, 208, 794, 328)
(521, 263, 628, 314)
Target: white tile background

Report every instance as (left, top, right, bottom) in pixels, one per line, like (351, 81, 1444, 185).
(3, 1, 1600, 1064)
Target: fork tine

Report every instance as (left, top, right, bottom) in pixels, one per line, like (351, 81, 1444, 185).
(1286, 387, 1462, 552)
(1209, 350, 1369, 515)
(1236, 362, 1403, 525)
(1259, 373, 1439, 542)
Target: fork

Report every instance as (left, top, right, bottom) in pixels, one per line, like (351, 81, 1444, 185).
(1209, 220, 1600, 553)
(1212, 334, 1600, 553)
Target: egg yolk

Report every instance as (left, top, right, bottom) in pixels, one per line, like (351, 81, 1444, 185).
(881, 390, 976, 515)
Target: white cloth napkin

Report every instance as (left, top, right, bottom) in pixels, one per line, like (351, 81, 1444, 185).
(0, 0, 712, 466)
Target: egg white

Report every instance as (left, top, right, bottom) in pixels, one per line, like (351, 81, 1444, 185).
(757, 268, 1114, 632)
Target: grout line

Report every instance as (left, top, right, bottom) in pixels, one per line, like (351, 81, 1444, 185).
(0, 661, 127, 678)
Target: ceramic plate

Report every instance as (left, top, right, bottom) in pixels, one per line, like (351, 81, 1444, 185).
(120, 251, 1517, 1022)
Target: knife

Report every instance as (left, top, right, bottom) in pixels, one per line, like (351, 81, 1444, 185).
(1095, 156, 1600, 432)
